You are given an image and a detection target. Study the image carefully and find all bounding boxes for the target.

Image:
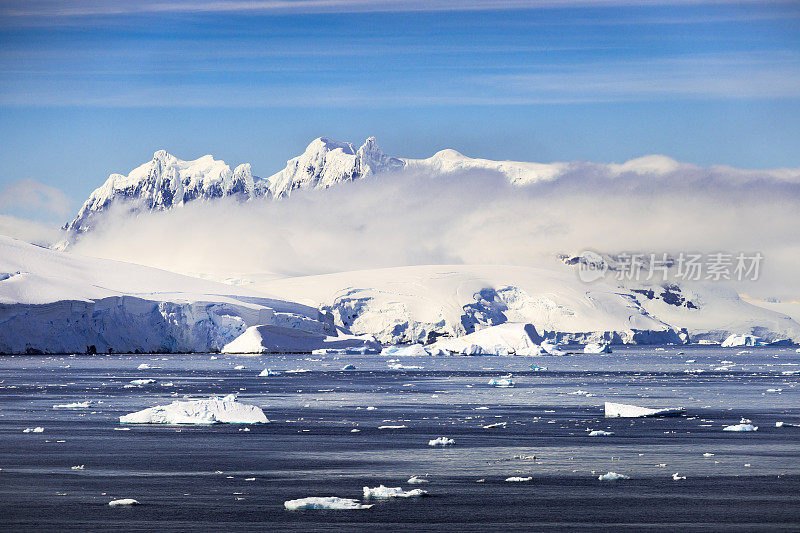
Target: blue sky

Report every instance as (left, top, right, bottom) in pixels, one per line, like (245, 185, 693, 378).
(1, 0, 799, 222)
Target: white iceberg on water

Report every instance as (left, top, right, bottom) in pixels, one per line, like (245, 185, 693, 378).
(428, 436, 455, 446)
(584, 342, 612, 354)
(119, 394, 269, 424)
(363, 485, 428, 498)
(429, 323, 542, 356)
(604, 402, 684, 418)
(109, 498, 139, 506)
(723, 423, 758, 432)
(598, 472, 629, 481)
(258, 368, 281, 377)
(721, 334, 761, 347)
(53, 401, 90, 409)
(284, 496, 372, 510)
(488, 376, 514, 388)
(505, 476, 533, 482)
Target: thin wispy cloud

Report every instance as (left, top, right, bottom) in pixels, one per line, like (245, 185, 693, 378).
(0, 179, 71, 217)
(2, 1, 788, 19)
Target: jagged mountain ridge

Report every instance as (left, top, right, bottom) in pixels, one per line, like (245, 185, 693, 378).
(63, 137, 406, 235)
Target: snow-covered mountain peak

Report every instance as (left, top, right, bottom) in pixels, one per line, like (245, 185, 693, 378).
(265, 136, 404, 198)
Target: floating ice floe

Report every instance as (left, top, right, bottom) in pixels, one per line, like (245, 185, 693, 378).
(363, 485, 428, 498)
(381, 344, 430, 357)
(488, 376, 514, 388)
(378, 425, 407, 430)
(129, 379, 155, 385)
(407, 476, 430, 484)
(71, 465, 85, 470)
(723, 423, 758, 432)
(604, 402, 684, 418)
(505, 476, 532, 482)
(588, 430, 614, 437)
(483, 422, 507, 429)
(137, 363, 151, 370)
(119, 394, 269, 425)
(428, 437, 455, 446)
(342, 364, 356, 370)
(233, 365, 245, 370)
(258, 368, 281, 377)
(429, 323, 543, 356)
(598, 472, 629, 481)
(584, 342, 612, 354)
(23, 427, 44, 433)
(53, 401, 90, 409)
(529, 364, 547, 371)
(108, 498, 139, 506)
(284, 497, 372, 510)
(672, 473, 686, 480)
(776, 421, 800, 428)
(388, 363, 423, 370)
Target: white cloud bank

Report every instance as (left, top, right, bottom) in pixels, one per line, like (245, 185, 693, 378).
(69, 156, 800, 298)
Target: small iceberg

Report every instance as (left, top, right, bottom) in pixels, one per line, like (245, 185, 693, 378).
(721, 334, 761, 347)
(529, 364, 547, 371)
(284, 496, 373, 510)
(108, 498, 139, 506)
(505, 476, 532, 482)
(119, 394, 269, 425)
(604, 402, 684, 418)
(428, 436, 455, 446)
(776, 421, 800, 428)
(136, 363, 151, 370)
(483, 422, 507, 429)
(488, 376, 514, 388)
(598, 472, 629, 481)
(588, 430, 614, 436)
(363, 485, 428, 498)
(540, 341, 565, 356)
(342, 364, 356, 370)
(672, 473, 686, 480)
(723, 423, 758, 432)
(71, 465, 85, 470)
(378, 425, 408, 430)
(53, 401, 90, 409)
(258, 368, 281, 377)
(129, 379, 155, 385)
(407, 476, 430, 484)
(584, 343, 612, 354)
(23, 427, 44, 433)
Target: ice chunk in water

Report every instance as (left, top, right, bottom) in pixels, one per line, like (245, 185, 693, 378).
(108, 498, 139, 506)
(363, 485, 428, 498)
(598, 472, 629, 481)
(284, 497, 373, 510)
(119, 394, 269, 425)
(428, 437, 455, 446)
(505, 476, 532, 482)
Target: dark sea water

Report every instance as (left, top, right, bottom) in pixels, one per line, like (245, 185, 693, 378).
(1, 346, 799, 531)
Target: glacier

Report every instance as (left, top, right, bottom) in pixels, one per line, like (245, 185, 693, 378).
(0, 235, 335, 354)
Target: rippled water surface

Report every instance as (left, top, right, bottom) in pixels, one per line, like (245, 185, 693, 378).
(1, 346, 799, 531)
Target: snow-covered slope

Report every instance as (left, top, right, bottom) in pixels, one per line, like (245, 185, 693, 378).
(0, 236, 333, 354)
(254, 264, 800, 345)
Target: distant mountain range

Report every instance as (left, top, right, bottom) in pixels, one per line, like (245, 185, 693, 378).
(62, 136, 695, 238)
